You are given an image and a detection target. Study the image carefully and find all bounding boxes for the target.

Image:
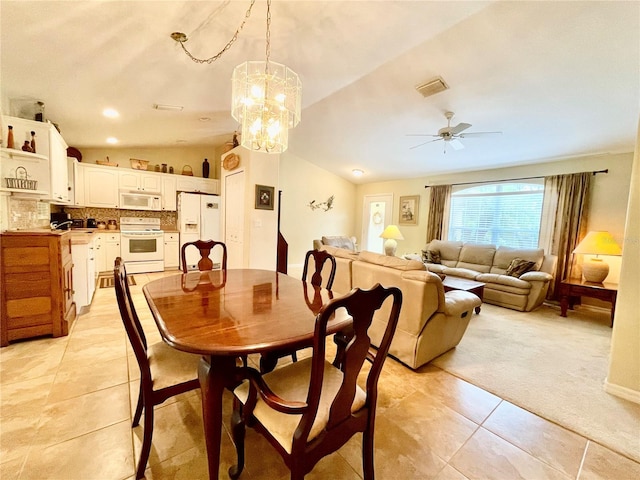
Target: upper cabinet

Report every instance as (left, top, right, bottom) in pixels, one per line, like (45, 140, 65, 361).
(161, 175, 177, 211)
(119, 170, 162, 193)
(176, 176, 219, 195)
(77, 163, 119, 208)
(49, 124, 69, 204)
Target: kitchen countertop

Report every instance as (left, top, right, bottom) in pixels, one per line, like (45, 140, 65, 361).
(1, 229, 68, 236)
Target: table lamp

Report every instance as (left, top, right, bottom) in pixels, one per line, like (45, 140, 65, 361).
(572, 231, 622, 283)
(379, 225, 404, 256)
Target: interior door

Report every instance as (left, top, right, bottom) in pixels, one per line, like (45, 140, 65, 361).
(361, 194, 393, 253)
(225, 171, 245, 268)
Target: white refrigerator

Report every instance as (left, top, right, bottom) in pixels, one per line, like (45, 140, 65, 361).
(177, 192, 222, 271)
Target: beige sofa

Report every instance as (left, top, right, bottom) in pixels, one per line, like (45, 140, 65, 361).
(315, 246, 481, 370)
(420, 240, 557, 312)
(313, 235, 357, 252)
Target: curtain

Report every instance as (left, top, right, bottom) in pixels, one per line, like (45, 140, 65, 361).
(425, 185, 451, 243)
(541, 172, 592, 300)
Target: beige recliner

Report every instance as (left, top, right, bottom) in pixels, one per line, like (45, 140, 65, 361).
(318, 246, 481, 369)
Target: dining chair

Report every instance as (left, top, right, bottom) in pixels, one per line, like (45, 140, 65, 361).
(259, 249, 337, 373)
(113, 257, 200, 480)
(180, 239, 228, 273)
(230, 283, 403, 480)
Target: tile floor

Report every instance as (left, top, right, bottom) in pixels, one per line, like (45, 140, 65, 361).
(1, 270, 640, 480)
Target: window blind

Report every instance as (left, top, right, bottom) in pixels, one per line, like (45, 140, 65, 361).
(448, 183, 543, 248)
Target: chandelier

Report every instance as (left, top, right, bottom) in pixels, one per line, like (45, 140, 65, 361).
(171, 0, 301, 154)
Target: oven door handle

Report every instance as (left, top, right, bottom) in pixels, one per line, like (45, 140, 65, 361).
(121, 232, 164, 239)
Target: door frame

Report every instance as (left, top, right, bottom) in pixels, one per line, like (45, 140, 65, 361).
(361, 193, 393, 253)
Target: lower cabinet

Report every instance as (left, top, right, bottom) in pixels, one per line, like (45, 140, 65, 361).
(72, 233, 98, 309)
(0, 231, 76, 347)
(97, 232, 121, 273)
(164, 232, 179, 269)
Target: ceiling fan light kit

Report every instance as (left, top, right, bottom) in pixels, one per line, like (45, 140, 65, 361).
(408, 111, 502, 153)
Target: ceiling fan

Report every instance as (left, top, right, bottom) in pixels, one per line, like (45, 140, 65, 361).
(407, 111, 502, 153)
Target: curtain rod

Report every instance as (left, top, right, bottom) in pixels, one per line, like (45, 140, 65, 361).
(424, 169, 608, 188)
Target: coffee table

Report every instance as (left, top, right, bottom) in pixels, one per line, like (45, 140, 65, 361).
(442, 277, 485, 313)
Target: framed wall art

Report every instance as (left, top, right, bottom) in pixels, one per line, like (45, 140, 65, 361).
(255, 184, 275, 210)
(399, 195, 419, 225)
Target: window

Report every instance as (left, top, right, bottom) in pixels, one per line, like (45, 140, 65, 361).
(447, 182, 544, 248)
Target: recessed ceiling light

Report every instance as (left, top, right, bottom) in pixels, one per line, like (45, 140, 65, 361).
(153, 103, 184, 111)
(106, 137, 118, 144)
(103, 108, 119, 118)
(352, 169, 364, 177)
(199, 117, 211, 122)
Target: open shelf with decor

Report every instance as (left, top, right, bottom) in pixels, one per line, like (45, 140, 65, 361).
(0, 147, 51, 196)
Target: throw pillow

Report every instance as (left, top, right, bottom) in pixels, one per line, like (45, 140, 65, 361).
(425, 250, 441, 264)
(505, 258, 536, 278)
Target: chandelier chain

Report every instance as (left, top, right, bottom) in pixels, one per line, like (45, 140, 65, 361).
(176, 0, 257, 65)
(265, 0, 272, 71)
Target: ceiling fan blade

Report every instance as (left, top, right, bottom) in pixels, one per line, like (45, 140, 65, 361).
(450, 122, 472, 134)
(449, 139, 465, 150)
(459, 131, 503, 138)
(405, 134, 441, 137)
(409, 138, 442, 150)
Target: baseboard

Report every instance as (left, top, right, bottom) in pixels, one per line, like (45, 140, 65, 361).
(604, 378, 640, 404)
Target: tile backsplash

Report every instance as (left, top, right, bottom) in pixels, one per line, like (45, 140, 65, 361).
(7, 198, 50, 229)
(3, 201, 178, 231)
(51, 206, 178, 230)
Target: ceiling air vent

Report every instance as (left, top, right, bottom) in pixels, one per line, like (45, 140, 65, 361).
(415, 77, 449, 98)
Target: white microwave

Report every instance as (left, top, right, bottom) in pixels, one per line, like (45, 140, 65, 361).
(119, 191, 161, 211)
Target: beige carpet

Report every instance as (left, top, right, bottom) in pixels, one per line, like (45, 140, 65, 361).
(431, 302, 640, 462)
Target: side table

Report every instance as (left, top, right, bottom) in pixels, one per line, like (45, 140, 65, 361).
(559, 277, 618, 327)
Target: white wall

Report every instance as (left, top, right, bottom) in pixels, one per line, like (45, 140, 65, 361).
(356, 178, 430, 258)
(607, 120, 640, 402)
(279, 151, 356, 269)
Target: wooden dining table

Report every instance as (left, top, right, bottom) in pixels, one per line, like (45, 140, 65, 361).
(143, 268, 350, 480)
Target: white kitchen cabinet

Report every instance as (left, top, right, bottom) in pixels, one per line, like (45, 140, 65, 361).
(96, 232, 121, 273)
(72, 234, 98, 309)
(67, 157, 78, 205)
(176, 176, 219, 195)
(77, 163, 119, 208)
(49, 125, 69, 203)
(161, 175, 177, 211)
(164, 232, 180, 269)
(119, 170, 161, 193)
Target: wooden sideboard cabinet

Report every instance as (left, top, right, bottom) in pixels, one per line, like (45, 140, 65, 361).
(1, 231, 76, 347)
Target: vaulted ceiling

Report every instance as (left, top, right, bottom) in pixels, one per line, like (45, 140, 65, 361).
(1, 1, 638, 183)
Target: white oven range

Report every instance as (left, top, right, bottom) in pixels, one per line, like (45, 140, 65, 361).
(120, 217, 164, 273)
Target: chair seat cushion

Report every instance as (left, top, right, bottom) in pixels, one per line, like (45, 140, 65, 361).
(234, 357, 366, 454)
(148, 342, 200, 391)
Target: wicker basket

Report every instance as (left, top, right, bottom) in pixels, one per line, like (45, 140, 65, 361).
(4, 166, 37, 190)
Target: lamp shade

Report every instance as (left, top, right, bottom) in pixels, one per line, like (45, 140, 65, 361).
(379, 225, 404, 240)
(573, 231, 622, 256)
